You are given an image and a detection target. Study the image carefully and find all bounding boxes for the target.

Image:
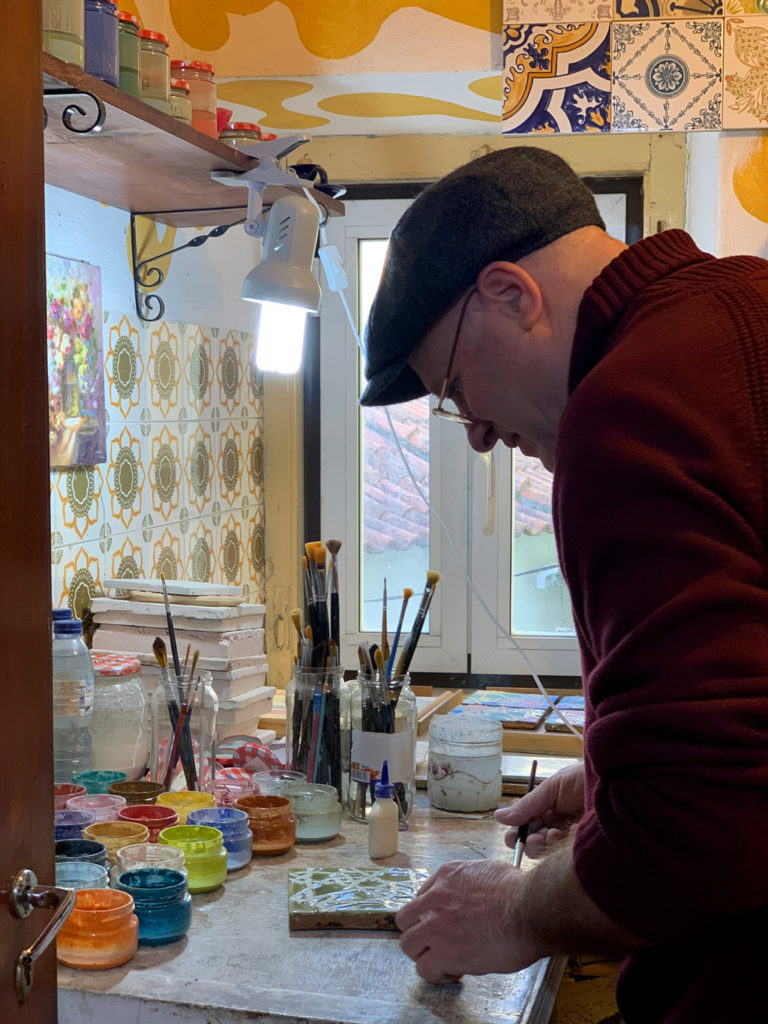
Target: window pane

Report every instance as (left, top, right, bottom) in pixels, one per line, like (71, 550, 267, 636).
(358, 239, 429, 634)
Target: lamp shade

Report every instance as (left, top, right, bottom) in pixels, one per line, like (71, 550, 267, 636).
(242, 194, 321, 312)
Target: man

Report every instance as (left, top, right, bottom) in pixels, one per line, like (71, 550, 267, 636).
(358, 146, 768, 1024)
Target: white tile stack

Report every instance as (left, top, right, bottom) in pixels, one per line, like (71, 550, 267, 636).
(90, 598, 275, 742)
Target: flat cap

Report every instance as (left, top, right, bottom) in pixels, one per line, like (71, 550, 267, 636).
(359, 146, 605, 407)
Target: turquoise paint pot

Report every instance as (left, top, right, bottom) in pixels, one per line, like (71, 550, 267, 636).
(55, 838, 108, 867)
(73, 769, 127, 794)
(187, 807, 253, 871)
(115, 868, 191, 946)
(55, 860, 109, 890)
(54, 809, 96, 841)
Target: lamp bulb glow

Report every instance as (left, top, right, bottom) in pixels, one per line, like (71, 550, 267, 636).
(255, 301, 308, 374)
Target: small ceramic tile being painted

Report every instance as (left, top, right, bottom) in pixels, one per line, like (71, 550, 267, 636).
(612, 20, 723, 131)
(723, 16, 768, 127)
(502, 22, 611, 134)
(288, 866, 430, 931)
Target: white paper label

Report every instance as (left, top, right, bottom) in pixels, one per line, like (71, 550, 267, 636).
(350, 729, 414, 785)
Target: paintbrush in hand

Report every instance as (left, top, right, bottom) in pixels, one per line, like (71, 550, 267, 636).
(512, 760, 538, 869)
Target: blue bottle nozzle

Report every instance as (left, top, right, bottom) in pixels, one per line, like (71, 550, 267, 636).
(374, 759, 394, 799)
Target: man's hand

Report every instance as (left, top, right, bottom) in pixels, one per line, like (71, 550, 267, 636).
(495, 762, 585, 858)
(395, 859, 543, 984)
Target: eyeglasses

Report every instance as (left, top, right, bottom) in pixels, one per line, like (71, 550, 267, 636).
(431, 287, 476, 426)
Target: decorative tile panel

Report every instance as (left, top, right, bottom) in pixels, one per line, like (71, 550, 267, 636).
(502, 23, 611, 133)
(724, 16, 768, 125)
(615, 0, 723, 19)
(104, 313, 144, 420)
(183, 324, 214, 415)
(611, 20, 723, 130)
(217, 331, 244, 415)
(505, 0, 612, 21)
(147, 322, 181, 418)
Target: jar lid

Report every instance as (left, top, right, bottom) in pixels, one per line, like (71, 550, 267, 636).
(92, 653, 141, 677)
(117, 10, 140, 25)
(222, 122, 261, 133)
(429, 714, 504, 743)
(170, 79, 190, 93)
(170, 59, 215, 74)
(259, 131, 277, 141)
(137, 29, 168, 44)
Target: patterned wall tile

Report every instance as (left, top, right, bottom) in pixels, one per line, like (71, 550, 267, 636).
(108, 535, 146, 581)
(55, 465, 105, 542)
(505, 0, 612, 21)
(723, 16, 768, 126)
(185, 421, 217, 518)
(108, 425, 146, 530)
(148, 424, 183, 522)
(245, 352, 264, 419)
(182, 323, 215, 417)
(244, 507, 266, 601)
(57, 543, 102, 619)
(151, 526, 184, 582)
(219, 514, 244, 587)
(615, 0, 723, 19)
(104, 312, 144, 421)
(218, 421, 245, 508)
(146, 321, 182, 420)
(612, 20, 723, 130)
(216, 330, 245, 416)
(186, 523, 216, 583)
(502, 23, 611, 134)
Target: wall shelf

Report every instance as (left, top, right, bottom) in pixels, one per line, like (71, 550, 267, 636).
(42, 54, 344, 228)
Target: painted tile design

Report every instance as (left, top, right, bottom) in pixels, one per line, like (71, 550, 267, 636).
(502, 23, 611, 134)
(104, 313, 144, 420)
(615, 0, 723, 19)
(723, 16, 768, 126)
(183, 324, 214, 415)
(288, 866, 430, 931)
(504, 1, 612, 24)
(612, 21, 723, 130)
(217, 331, 245, 414)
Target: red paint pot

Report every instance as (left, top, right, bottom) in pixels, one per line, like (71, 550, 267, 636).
(119, 804, 179, 843)
(54, 783, 87, 810)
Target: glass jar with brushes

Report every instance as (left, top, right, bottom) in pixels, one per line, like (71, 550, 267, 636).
(285, 665, 349, 804)
(149, 670, 218, 792)
(346, 670, 416, 823)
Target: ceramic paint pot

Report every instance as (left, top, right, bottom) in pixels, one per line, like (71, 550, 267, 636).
(187, 807, 252, 871)
(157, 825, 227, 893)
(55, 809, 97, 841)
(155, 790, 215, 825)
(55, 860, 109, 890)
(54, 782, 87, 810)
(55, 838, 108, 867)
(234, 795, 295, 856)
(57, 888, 138, 969)
(83, 821, 150, 866)
(114, 868, 191, 946)
(73, 769, 127, 794)
(110, 841, 186, 886)
(67, 793, 127, 823)
(109, 779, 164, 805)
(118, 804, 178, 842)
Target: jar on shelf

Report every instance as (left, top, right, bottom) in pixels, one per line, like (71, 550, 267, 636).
(117, 11, 141, 98)
(187, 806, 252, 871)
(283, 782, 342, 843)
(43, 0, 84, 67)
(427, 716, 503, 813)
(114, 867, 191, 946)
(170, 60, 217, 137)
(119, 803, 179, 843)
(54, 809, 96, 841)
(157, 824, 228, 893)
(55, 859, 109, 890)
(55, 838, 108, 867)
(83, 820, 151, 866)
(251, 768, 305, 796)
(169, 79, 192, 125)
(285, 665, 349, 803)
(155, 789, 215, 825)
(234, 795, 295, 856)
(66, 792, 126, 823)
(84, 0, 119, 87)
(347, 671, 416, 822)
(219, 122, 262, 149)
(73, 769, 127, 794)
(149, 671, 218, 792)
(56, 889, 138, 970)
(53, 782, 87, 810)
(138, 29, 170, 113)
(111, 841, 186, 886)
(90, 653, 148, 780)
(109, 779, 164, 805)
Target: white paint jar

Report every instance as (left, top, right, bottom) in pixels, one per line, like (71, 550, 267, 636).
(427, 716, 503, 813)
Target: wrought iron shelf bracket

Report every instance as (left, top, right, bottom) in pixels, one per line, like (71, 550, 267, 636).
(43, 85, 106, 135)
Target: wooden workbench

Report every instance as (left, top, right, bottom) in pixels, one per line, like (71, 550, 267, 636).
(58, 795, 564, 1023)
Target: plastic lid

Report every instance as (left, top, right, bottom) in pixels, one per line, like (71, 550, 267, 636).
(170, 79, 190, 92)
(170, 59, 215, 74)
(137, 29, 168, 44)
(52, 608, 73, 622)
(54, 618, 83, 636)
(259, 131, 277, 140)
(374, 760, 394, 799)
(222, 122, 261, 134)
(92, 653, 141, 677)
(117, 10, 140, 25)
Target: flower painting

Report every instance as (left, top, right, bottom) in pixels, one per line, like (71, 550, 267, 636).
(47, 255, 106, 468)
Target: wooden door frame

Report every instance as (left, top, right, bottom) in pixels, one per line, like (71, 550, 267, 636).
(0, 3, 57, 1019)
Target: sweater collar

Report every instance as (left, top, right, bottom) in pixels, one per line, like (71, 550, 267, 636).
(568, 229, 713, 394)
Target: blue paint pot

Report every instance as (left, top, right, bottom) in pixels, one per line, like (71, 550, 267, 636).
(54, 809, 96, 841)
(84, 0, 118, 86)
(187, 807, 253, 871)
(55, 838, 108, 867)
(114, 868, 191, 946)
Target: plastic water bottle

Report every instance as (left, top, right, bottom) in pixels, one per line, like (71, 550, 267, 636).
(52, 615, 94, 782)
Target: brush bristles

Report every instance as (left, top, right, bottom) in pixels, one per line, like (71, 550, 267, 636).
(326, 539, 342, 557)
(426, 570, 441, 588)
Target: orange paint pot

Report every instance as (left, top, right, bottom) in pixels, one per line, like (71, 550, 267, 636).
(57, 888, 138, 970)
(234, 794, 296, 856)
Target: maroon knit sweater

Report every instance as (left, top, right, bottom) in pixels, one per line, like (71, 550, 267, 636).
(553, 231, 768, 1024)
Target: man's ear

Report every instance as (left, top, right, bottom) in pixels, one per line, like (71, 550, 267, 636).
(476, 261, 542, 331)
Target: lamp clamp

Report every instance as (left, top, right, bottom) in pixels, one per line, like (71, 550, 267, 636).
(211, 133, 311, 238)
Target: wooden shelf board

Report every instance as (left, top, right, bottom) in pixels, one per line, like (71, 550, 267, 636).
(43, 54, 344, 227)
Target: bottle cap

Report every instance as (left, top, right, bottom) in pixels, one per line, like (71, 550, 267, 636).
(374, 759, 394, 799)
(52, 608, 73, 622)
(54, 618, 83, 636)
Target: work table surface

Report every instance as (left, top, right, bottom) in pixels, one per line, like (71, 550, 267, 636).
(58, 795, 563, 1024)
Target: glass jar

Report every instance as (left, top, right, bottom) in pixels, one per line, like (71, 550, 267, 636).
(219, 122, 262, 149)
(91, 653, 148, 780)
(284, 782, 342, 843)
(55, 860, 109, 890)
(170, 60, 216, 136)
(56, 889, 138, 970)
(119, 803, 179, 842)
(55, 838, 108, 867)
(347, 671, 416, 822)
(149, 672, 218, 792)
(43, 0, 84, 67)
(206, 774, 254, 807)
(285, 665, 349, 802)
(234, 795, 295, 856)
(138, 29, 170, 113)
(115, 868, 191, 946)
(53, 782, 87, 810)
(109, 779, 164, 805)
(73, 769, 127, 794)
(117, 10, 141, 97)
(427, 716, 503, 813)
(158, 825, 228, 893)
(54, 809, 96, 841)
(170, 79, 192, 125)
(83, 820, 151, 866)
(84, 0, 119, 86)
(111, 841, 186, 885)
(155, 789, 215, 825)
(67, 792, 127, 823)
(251, 768, 306, 796)
(187, 807, 252, 871)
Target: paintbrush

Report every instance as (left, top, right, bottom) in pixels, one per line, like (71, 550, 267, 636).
(512, 760, 538, 869)
(326, 539, 341, 648)
(291, 608, 304, 663)
(386, 587, 413, 680)
(381, 578, 388, 664)
(160, 574, 182, 679)
(397, 570, 441, 675)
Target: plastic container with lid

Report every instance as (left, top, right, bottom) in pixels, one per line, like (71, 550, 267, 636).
(170, 79, 192, 125)
(52, 616, 94, 783)
(170, 60, 216, 136)
(117, 10, 141, 98)
(90, 653, 147, 780)
(114, 868, 191, 946)
(158, 825, 228, 893)
(187, 806, 252, 871)
(283, 782, 342, 843)
(56, 889, 138, 970)
(138, 29, 170, 113)
(84, 0, 119, 87)
(43, 0, 84, 67)
(427, 716, 503, 812)
(219, 122, 262, 149)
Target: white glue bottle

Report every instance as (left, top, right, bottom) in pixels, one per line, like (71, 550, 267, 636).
(368, 759, 399, 859)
